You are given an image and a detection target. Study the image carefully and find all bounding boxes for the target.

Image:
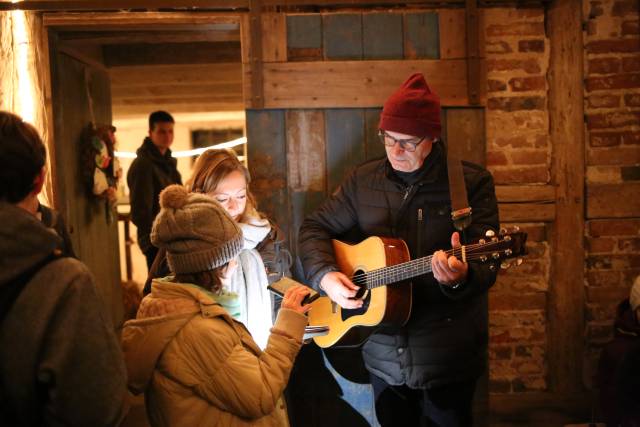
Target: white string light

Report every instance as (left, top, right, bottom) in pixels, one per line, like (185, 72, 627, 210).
(114, 136, 247, 159)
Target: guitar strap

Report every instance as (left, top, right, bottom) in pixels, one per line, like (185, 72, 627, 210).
(446, 144, 472, 232)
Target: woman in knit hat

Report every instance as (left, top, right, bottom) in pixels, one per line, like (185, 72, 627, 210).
(145, 148, 291, 349)
(122, 184, 310, 426)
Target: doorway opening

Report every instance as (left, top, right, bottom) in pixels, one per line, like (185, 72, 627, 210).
(45, 12, 246, 309)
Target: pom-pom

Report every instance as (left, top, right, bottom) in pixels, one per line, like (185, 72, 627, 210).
(160, 185, 189, 209)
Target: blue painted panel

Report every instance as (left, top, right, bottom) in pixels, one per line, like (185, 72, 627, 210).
(404, 12, 440, 59)
(364, 108, 386, 161)
(287, 14, 322, 49)
(246, 109, 289, 238)
(363, 13, 403, 59)
(323, 13, 363, 60)
(290, 190, 325, 259)
(325, 109, 366, 193)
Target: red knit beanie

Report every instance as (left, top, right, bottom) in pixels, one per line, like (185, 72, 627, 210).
(379, 73, 441, 138)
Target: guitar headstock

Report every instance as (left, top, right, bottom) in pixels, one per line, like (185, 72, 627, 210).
(466, 227, 528, 270)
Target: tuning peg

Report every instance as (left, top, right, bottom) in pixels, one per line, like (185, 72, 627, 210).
(504, 235, 512, 241)
(479, 238, 486, 244)
(492, 252, 500, 259)
(499, 228, 507, 236)
(480, 255, 488, 262)
(500, 261, 512, 269)
(512, 225, 520, 232)
(489, 264, 497, 271)
(516, 258, 524, 266)
(505, 249, 513, 256)
(485, 229, 496, 238)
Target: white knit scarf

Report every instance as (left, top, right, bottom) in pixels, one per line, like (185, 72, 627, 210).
(225, 218, 273, 349)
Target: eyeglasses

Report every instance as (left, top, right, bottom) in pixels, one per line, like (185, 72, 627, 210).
(378, 130, 426, 152)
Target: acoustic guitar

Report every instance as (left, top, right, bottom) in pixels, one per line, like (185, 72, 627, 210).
(307, 229, 527, 348)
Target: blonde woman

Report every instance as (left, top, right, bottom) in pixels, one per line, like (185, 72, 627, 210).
(187, 149, 292, 348)
(145, 149, 291, 349)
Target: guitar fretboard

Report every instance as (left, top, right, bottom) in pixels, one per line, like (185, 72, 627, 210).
(351, 248, 463, 289)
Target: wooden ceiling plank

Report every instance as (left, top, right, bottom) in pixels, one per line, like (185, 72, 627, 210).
(43, 12, 241, 28)
(103, 41, 241, 67)
(111, 83, 243, 99)
(109, 63, 243, 85)
(112, 101, 245, 116)
(1, 0, 551, 11)
(59, 30, 240, 45)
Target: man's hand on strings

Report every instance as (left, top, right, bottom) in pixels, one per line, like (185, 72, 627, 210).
(432, 232, 468, 286)
(319, 271, 364, 309)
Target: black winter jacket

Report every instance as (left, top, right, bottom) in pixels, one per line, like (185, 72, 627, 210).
(299, 142, 499, 389)
(127, 138, 182, 253)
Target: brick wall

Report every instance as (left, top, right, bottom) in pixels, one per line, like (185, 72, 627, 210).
(584, 0, 640, 388)
(483, 0, 640, 395)
(485, 8, 550, 186)
(484, 8, 552, 393)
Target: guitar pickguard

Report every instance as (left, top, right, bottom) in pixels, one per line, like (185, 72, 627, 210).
(341, 288, 371, 321)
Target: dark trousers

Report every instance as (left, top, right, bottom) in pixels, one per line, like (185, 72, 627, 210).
(370, 374, 476, 427)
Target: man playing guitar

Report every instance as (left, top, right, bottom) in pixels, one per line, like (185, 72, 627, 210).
(299, 73, 500, 427)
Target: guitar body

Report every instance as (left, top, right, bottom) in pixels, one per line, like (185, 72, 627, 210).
(309, 236, 413, 348)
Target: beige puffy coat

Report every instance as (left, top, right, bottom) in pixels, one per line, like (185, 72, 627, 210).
(122, 280, 307, 426)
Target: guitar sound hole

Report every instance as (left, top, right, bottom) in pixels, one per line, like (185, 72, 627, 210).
(342, 269, 370, 321)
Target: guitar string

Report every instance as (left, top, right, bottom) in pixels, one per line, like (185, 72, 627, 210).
(350, 253, 486, 286)
(349, 240, 519, 288)
(350, 254, 505, 289)
(351, 249, 504, 281)
(349, 240, 512, 284)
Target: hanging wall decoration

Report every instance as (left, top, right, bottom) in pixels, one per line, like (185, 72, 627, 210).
(82, 123, 122, 223)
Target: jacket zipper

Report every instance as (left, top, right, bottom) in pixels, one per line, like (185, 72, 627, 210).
(417, 208, 423, 257)
(392, 184, 414, 235)
(403, 184, 413, 201)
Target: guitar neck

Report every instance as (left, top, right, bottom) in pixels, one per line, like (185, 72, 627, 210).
(360, 248, 461, 289)
(348, 233, 524, 290)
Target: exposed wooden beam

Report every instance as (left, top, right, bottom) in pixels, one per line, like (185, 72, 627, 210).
(115, 95, 243, 106)
(59, 30, 240, 45)
(439, 9, 466, 59)
(58, 43, 107, 71)
(547, 0, 585, 394)
(247, 59, 477, 108)
(261, 13, 287, 62)
(464, 0, 481, 104)
(43, 12, 241, 28)
(111, 82, 242, 99)
(103, 41, 241, 66)
(112, 101, 245, 116)
(1, 0, 550, 10)
(1, 0, 249, 11)
(109, 63, 243, 85)
(248, 0, 264, 108)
